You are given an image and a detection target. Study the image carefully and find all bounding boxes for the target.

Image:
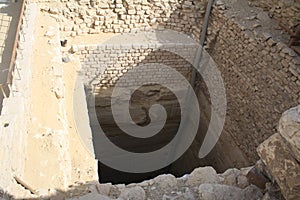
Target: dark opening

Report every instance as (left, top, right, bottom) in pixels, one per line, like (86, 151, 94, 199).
(82, 46, 218, 184)
(88, 74, 213, 185)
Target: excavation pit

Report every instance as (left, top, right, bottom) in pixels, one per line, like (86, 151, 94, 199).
(72, 31, 247, 185)
(0, 0, 299, 198)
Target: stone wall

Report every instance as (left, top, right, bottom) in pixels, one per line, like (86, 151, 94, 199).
(202, 2, 300, 165)
(248, 0, 300, 28)
(58, 0, 207, 37)
(72, 42, 194, 87)
(66, 0, 300, 169)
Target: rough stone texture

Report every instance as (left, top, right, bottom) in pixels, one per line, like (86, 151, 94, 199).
(1, 0, 299, 199)
(71, 33, 195, 88)
(56, 0, 300, 171)
(119, 186, 146, 200)
(64, 0, 300, 170)
(63, 167, 264, 200)
(186, 167, 220, 186)
(57, 0, 206, 37)
(198, 184, 263, 200)
(248, 0, 300, 28)
(204, 1, 300, 166)
(279, 105, 300, 162)
(257, 133, 300, 200)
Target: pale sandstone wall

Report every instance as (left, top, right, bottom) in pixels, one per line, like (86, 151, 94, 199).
(0, 2, 38, 199)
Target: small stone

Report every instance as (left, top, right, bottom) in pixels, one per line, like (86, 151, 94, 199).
(70, 45, 78, 54)
(215, 0, 224, 6)
(267, 38, 276, 47)
(49, 8, 59, 15)
(153, 174, 177, 191)
(198, 184, 263, 200)
(263, 32, 272, 41)
(119, 186, 146, 200)
(198, 184, 242, 200)
(221, 168, 240, 186)
(62, 57, 70, 63)
(128, 9, 136, 15)
(282, 47, 291, 54)
(99, 2, 109, 9)
(246, 167, 268, 189)
(36, 188, 49, 197)
(241, 185, 263, 199)
(40, 6, 49, 12)
(253, 23, 261, 28)
(247, 15, 256, 20)
(237, 175, 249, 189)
(44, 30, 55, 38)
(262, 192, 272, 200)
(96, 184, 112, 196)
(54, 88, 64, 99)
(187, 167, 220, 186)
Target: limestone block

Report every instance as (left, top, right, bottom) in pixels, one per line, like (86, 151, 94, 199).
(198, 184, 263, 200)
(278, 105, 300, 162)
(99, 2, 109, 9)
(186, 167, 220, 186)
(220, 168, 240, 187)
(153, 174, 177, 191)
(119, 186, 146, 200)
(257, 133, 300, 200)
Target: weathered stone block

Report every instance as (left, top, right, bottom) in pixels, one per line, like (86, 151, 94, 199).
(278, 105, 300, 162)
(257, 133, 300, 200)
